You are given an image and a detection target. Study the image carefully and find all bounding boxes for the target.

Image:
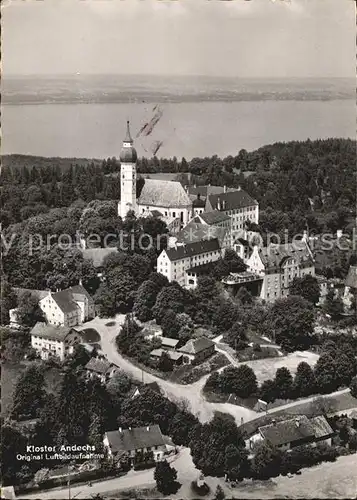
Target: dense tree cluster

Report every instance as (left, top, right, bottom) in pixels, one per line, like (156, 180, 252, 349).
(189, 413, 249, 478)
(205, 365, 258, 399)
(259, 345, 357, 403)
(266, 295, 315, 352)
(3, 139, 354, 242)
(290, 275, 320, 304)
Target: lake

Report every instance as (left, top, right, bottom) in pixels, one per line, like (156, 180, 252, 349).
(2, 99, 355, 159)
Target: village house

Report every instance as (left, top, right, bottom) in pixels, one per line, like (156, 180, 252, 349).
(246, 241, 315, 302)
(178, 337, 215, 364)
(245, 415, 334, 453)
(159, 337, 179, 350)
(157, 238, 222, 286)
(85, 358, 118, 383)
(39, 285, 95, 327)
(30, 322, 81, 361)
(150, 348, 184, 365)
(103, 425, 167, 463)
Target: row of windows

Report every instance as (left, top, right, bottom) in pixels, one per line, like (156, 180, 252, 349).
(224, 206, 256, 215)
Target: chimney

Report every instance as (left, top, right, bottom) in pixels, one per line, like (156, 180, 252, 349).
(146, 426, 150, 432)
(272, 419, 276, 426)
(79, 278, 83, 286)
(217, 197, 221, 211)
(241, 417, 244, 426)
(118, 427, 122, 433)
(295, 418, 300, 428)
(224, 185, 227, 193)
(197, 193, 201, 200)
(336, 229, 343, 239)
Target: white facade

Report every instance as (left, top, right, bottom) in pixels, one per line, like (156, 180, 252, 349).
(137, 203, 191, 227)
(247, 245, 315, 302)
(119, 159, 137, 218)
(228, 205, 259, 232)
(157, 244, 221, 286)
(40, 294, 73, 327)
(30, 328, 81, 361)
(39, 289, 95, 327)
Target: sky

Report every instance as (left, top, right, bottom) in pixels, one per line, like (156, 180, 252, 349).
(2, 0, 355, 78)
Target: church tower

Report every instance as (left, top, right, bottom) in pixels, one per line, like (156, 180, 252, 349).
(118, 121, 137, 218)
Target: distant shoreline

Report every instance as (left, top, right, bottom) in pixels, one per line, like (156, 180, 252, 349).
(2, 96, 355, 106)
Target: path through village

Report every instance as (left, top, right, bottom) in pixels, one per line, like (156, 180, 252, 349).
(77, 315, 327, 425)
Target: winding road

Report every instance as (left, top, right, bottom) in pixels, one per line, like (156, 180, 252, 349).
(79, 316, 258, 424)
(77, 316, 333, 426)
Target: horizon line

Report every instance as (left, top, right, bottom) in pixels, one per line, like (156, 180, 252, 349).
(3, 73, 354, 80)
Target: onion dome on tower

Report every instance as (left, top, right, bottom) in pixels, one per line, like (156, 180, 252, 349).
(120, 121, 137, 163)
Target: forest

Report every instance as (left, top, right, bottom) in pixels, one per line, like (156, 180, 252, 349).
(1, 138, 355, 236)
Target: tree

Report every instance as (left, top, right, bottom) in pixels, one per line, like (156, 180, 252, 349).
(56, 368, 91, 444)
(251, 442, 282, 479)
(267, 296, 314, 352)
(11, 365, 46, 420)
(293, 362, 316, 397)
(224, 443, 249, 480)
(107, 371, 132, 399)
(219, 365, 258, 398)
(158, 351, 174, 372)
(160, 309, 180, 338)
(290, 275, 320, 304)
(274, 367, 293, 400)
(95, 269, 136, 316)
(259, 379, 277, 403)
(224, 321, 247, 351)
(349, 376, 357, 399)
(334, 352, 355, 386)
(15, 291, 44, 328)
(204, 372, 220, 393)
(236, 287, 253, 306)
(211, 298, 238, 333)
(323, 289, 343, 318)
(1, 423, 31, 486)
(154, 460, 180, 495)
(66, 344, 91, 369)
(190, 413, 245, 477)
(314, 354, 338, 394)
(116, 314, 143, 354)
(0, 280, 17, 325)
(213, 485, 225, 500)
(133, 280, 158, 322)
(153, 284, 193, 323)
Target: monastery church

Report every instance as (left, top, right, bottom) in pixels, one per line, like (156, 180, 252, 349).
(117, 121, 192, 227)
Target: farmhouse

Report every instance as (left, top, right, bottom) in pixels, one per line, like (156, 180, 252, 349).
(85, 358, 118, 383)
(178, 337, 215, 364)
(245, 415, 334, 452)
(39, 285, 95, 327)
(103, 425, 167, 462)
(30, 322, 81, 361)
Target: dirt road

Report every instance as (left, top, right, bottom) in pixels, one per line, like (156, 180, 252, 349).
(78, 316, 320, 425)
